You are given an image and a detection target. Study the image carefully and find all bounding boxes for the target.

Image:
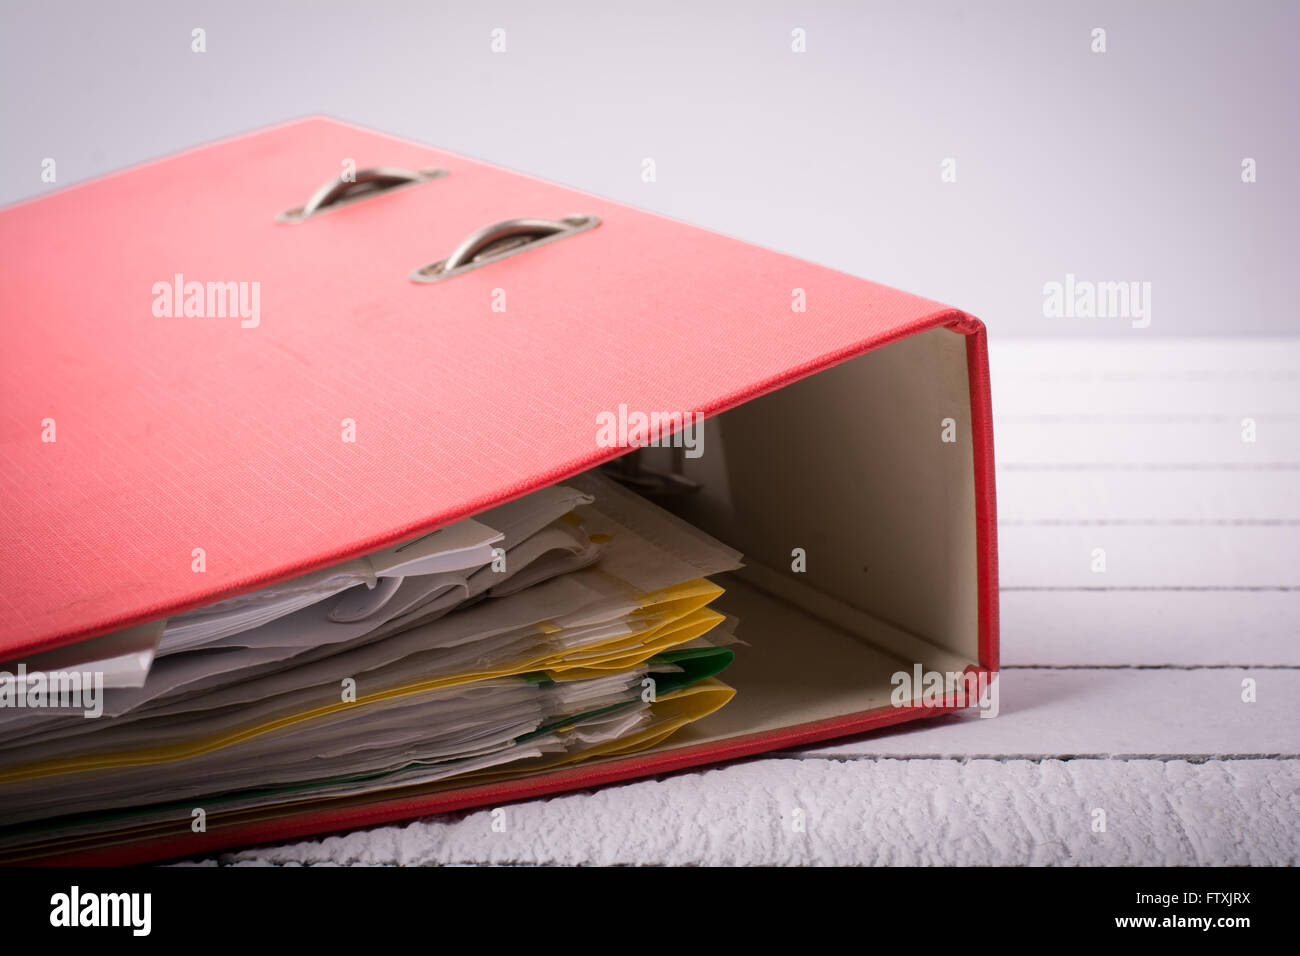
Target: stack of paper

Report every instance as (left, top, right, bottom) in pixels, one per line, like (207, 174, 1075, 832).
(0, 471, 742, 854)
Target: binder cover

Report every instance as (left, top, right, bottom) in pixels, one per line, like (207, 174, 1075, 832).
(0, 117, 998, 864)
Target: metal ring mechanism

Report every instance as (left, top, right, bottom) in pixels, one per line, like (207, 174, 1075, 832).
(278, 166, 446, 222)
(410, 215, 600, 283)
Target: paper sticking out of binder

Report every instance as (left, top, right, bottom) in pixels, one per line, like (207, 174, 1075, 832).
(0, 116, 998, 864)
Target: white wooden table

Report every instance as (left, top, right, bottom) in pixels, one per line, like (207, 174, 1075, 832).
(192, 338, 1300, 866)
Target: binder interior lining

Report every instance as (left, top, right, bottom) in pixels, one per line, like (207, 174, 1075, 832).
(634, 325, 979, 746)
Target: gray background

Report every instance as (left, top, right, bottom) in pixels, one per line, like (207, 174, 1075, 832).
(2, 0, 1295, 336)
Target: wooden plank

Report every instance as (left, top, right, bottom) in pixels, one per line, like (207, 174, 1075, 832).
(800, 669, 1299, 758)
(998, 524, 1300, 588)
(989, 338, 1300, 375)
(1000, 590, 1300, 667)
(996, 469, 1300, 522)
(994, 420, 1300, 465)
(205, 756, 1300, 866)
(994, 383, 1300, 418)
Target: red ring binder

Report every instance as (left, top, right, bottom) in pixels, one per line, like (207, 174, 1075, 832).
(0, 115, 999, 864)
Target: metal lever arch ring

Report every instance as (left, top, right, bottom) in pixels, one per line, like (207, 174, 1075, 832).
(410, 214, 600, 282)
(277, 166, 448, 222)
